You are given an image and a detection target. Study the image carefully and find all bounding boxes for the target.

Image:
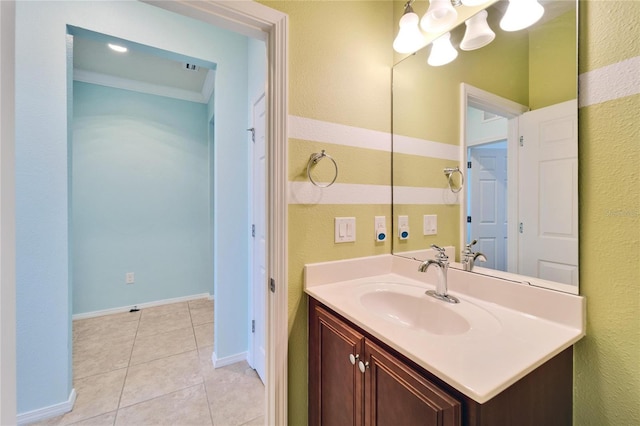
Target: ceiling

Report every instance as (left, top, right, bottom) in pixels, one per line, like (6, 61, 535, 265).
(73, 35, 215, 104)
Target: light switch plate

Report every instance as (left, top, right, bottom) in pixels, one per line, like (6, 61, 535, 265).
(335, 217, 356, 243)
(423, 214, 437, 235)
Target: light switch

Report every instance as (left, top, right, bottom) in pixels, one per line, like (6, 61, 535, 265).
(335, 217, 356, 243)
(423, 214, 437, 235)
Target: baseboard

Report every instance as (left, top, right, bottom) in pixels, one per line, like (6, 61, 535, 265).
(72, 293, 212, 320)
(212, 351, 248, 369)
(17, 388, 76, 425)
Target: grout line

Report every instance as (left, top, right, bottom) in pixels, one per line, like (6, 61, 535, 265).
(240, 414, 264, 426)
(202, 368, 216, 425)
(191, 300, 215, 425)
(115, 383, 207, 414)
(114, 309, 142, 419)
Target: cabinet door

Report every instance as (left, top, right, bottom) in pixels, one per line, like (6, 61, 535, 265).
(310, 304, 365, 426)
(364, 340, 461, 426)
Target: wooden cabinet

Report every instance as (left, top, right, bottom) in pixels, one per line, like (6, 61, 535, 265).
(310, 300, 461, 426)
(364, 339, 461, 426)
(309, 297, 573, 426)
(309, 303, 365, 426)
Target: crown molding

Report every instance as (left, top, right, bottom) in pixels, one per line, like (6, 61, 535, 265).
(73, 68, 207, 103)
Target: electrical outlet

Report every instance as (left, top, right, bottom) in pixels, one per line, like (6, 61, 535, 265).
(126, 272, 135, 284)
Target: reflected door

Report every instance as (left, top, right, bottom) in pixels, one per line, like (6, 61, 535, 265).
(469, 146, 508, 271)
(518, 100, 578, 285)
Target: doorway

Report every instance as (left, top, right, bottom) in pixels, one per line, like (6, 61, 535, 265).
(460, 83, 528, 274)
(5, 2, 288, 424)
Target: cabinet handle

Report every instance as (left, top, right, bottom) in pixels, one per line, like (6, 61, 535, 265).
(358, 360, 369, 373)
(349, 354, 359, 365)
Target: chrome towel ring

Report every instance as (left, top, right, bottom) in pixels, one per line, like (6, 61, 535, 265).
(307, 150, 338, 188)
(444, 166, 464, 193)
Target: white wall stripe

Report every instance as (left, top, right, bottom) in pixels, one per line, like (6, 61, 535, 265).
(288, 182, 460, 205)
(579, 56, 640, 108)
(394, 186, 460, 205)
(289, 115, 460, 161)
(289, 115, 391, 152)
(393, 134, 460, 161)
(289, 182, 391, 205)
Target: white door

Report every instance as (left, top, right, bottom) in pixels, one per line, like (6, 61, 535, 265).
(518, 100, 578, 285)
(250, 94, 266, 383)
(469, 146, 508, 271)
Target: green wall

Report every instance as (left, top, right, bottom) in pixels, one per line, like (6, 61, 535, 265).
(575, 1, 640, 424)
(529, 10, 577, 109)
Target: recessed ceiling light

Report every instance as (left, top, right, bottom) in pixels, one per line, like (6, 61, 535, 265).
(107, 43, 128, 53)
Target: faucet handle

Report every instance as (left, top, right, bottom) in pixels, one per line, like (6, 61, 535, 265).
(430, 244, 448, 261)
(465, 239, 478, 250)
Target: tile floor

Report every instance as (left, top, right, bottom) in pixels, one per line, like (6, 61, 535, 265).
(30, 299, 264, 426)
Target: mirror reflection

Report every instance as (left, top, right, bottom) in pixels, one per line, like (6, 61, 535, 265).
(391, 0, 578, 293)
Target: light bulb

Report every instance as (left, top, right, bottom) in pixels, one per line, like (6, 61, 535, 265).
(428, 32, 458, 66)
(460, 10, 495, 51)
(420, 0, 458, 33)
(500, 0, 545, 32)
(393, 7, 425, 53)
(107, 43, 128, 53)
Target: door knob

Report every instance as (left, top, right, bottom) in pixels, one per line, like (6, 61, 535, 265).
(358, 360, 369, 373)
(349, 354, 359, 365)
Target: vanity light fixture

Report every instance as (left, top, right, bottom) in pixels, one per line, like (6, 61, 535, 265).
(460, 10, 495, 51)
(420, 0, 458, 33)
(427, 32, 458, 66)
(392, 0, 545, 65)
(393, 1, 426, 54)
(499, 0, 545, 32)
(107, 43, 128, 53)
(460, 0, 492, 6)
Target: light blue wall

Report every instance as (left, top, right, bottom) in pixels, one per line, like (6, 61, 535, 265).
(72, 82, 211, 314)
(466, 106, 508, 146)
(248, 39, 267, 102)
(15, 0, 248, 414)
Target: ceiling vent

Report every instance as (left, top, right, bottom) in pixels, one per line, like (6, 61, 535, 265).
(183, 63, 200, 71)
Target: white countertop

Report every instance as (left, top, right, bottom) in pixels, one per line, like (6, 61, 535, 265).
(304, 255, 586, 403)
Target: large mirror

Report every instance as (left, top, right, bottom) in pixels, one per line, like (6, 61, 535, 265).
(391, 0, 578, 294)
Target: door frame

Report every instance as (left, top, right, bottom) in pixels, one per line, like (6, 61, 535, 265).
(459, 83, 528, 273)
(0, 1, 289, 424)
(0, 2, 17, 424)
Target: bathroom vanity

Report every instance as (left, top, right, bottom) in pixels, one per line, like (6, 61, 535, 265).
(305, 255, 585, 426)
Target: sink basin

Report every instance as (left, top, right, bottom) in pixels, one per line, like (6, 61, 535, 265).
(360, 290, 470, 335)
(356, 282, 502, 336)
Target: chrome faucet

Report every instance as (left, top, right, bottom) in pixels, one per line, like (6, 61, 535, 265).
(461, 239, 487, 272)
(418, 244, 459, 304)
